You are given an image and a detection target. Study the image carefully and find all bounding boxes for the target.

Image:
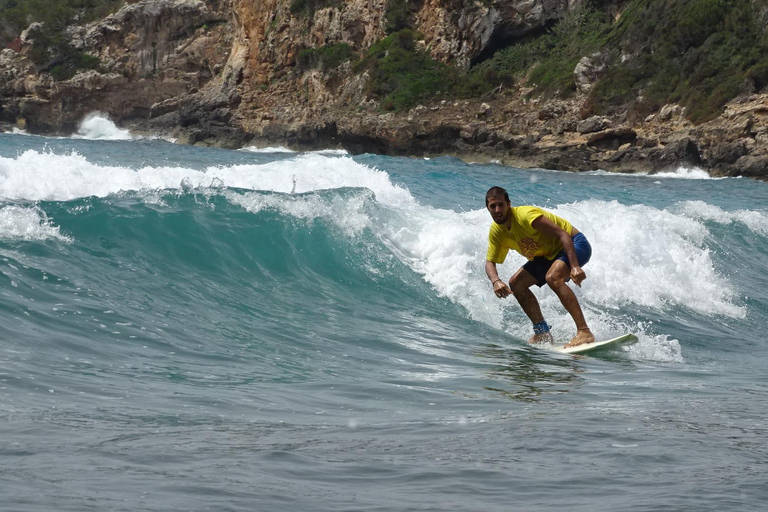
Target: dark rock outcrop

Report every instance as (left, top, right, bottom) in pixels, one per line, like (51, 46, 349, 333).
(1, 0, 232, 134)
(731, 155, 768, 177)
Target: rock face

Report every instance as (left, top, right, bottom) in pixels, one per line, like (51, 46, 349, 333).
(417, 0, 571, 67)
(1, 0, 233, 135)
(573, 54, 605, 93)
(1, 0, 767, 179)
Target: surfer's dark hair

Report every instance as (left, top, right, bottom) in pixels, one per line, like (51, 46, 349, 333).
(485, 186, 509, 206)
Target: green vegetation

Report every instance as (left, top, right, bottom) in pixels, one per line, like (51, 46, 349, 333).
(297, 43, 355, 73)
(526, 7, 611, 95)
(289, 0, 342, 18)
(0, 0, 123, 45)
(354, 29, 462, 111)
(589, 0, 768, 123)
(349, 5, 613, 112)
(384, 0, 414, 34)
(468, 6, 611, 96)
(353, 0, 768, 122)
(0, 0, 123, 80)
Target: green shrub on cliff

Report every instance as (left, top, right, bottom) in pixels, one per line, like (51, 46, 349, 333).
(1, 0, 122, 79)
(297, 43, 355, 73)
(526, 7, 611, 95)
(354, 26, 515, 111)
(1, 0, 123, 45)
(355, 29, 461, 111)
(289, 0, 344, 18)
(21, 19, 99, 80)
(587, 0, 768, 123)
(384, 0, 414, 34)
(49, 48, 100, 81)
(465, 5, 611, 96)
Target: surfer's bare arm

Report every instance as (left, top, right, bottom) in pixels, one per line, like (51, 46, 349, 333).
(531, 216, 586, 286)
(486, 260, 511, 298)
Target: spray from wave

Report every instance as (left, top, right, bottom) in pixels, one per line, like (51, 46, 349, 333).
(239, 146, 295, 154)
(73, 112, 133, 141)
(586, 166, 719, 180)
(0, 205, 70, 242)
(649, 166, 716, 179)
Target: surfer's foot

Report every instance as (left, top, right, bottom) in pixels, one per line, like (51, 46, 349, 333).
(528, 331, 554, 344)
(565, 328, 595, 348)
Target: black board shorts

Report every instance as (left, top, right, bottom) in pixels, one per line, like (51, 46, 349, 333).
(522, 232, 592, 287)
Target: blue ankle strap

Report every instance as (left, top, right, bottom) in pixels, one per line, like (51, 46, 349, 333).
(533, 321, 550, 334)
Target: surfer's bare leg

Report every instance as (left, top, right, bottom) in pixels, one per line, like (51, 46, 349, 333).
(509, 268, 553, 344)
(545, 260, 594, 347)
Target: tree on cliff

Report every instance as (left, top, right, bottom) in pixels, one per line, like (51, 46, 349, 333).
(1, 0, 123, 79)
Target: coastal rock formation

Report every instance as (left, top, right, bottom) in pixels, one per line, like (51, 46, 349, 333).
(573, 54, 605, 93)
(0, 0, 766, 179)
(417, 0, 571, 67)
(1, 0, 232, 134)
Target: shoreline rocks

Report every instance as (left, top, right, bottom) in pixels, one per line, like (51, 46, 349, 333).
(1, 0, 767, 180)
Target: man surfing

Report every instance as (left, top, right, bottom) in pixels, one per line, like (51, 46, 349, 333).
(484, 186, 594, 348)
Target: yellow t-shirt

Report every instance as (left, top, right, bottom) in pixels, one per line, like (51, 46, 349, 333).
(486, 206, 573, 263)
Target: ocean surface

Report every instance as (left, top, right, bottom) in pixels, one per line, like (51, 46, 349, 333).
(1, 116, 767, 511)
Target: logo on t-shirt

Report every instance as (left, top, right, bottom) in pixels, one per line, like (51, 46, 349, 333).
(519, 237, 539, 259)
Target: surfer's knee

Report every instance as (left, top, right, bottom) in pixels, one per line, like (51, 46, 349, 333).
(510, 267, 539, 293)
(545, 260, 570, 291)
(545, 271, 566, 290)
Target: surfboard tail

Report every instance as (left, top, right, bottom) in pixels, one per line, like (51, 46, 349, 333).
(555, 333, 638, 355)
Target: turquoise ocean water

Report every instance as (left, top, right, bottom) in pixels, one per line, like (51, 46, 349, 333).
(1, 119, 767, 510)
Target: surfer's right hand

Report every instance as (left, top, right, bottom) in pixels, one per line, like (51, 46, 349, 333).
(493, 279, 511, 298)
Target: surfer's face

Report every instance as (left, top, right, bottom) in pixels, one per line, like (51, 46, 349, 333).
(487, 196, 510, 224)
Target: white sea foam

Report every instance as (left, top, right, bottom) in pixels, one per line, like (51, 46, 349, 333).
(0, 151, 414, 205)
(313, 149, 349, 156)
(73, 113, 133, 140)
(239, 146, 348, 156)
(650, 166, 713, 179)
(239, 146, 295, 153)
(675, 200, 768, 236)
(225, 189, 373, 236)
(554, 200, 743, 317)
(586, 166, 720, 180)
(0, 205, 70, 242)
(0, 150, 190, 200)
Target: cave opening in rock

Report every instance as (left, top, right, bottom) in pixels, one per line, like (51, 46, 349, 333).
(470, 19, 556, 68)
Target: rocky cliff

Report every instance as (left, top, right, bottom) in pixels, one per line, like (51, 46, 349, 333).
(1, 0, 767, 179)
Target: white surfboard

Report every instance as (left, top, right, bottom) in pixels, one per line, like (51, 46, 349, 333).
(554, 333, 638, 355)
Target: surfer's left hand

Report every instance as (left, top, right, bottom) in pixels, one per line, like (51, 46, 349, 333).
(571, 266, 586, 287)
